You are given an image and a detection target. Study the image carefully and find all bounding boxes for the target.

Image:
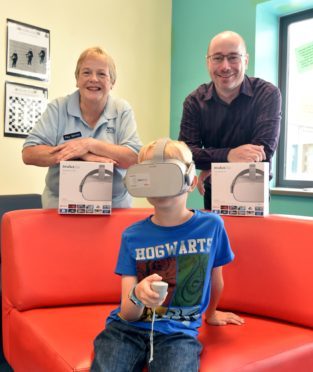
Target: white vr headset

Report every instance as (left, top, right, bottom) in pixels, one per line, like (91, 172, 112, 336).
(230, 163, 264, 202)
(79, 164, 113, 201)
(124, 138, 196, 197)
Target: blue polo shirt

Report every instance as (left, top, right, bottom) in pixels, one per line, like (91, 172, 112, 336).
(24, 90, 142, 208)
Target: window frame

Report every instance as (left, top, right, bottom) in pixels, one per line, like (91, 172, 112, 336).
(277, 8, 313, 189)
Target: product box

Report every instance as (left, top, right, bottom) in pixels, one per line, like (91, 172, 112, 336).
(211, 162, 269, 217)
(59, 161, 113, 215)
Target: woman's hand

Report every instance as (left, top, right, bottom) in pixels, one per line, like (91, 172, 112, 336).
(50, 138, 92, 162)
(80, 153, 117, 164)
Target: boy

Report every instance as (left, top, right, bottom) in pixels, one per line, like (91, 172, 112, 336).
(91, 139, 244, 372)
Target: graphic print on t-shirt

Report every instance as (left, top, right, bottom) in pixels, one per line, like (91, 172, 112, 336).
(136, 250, 209, 322)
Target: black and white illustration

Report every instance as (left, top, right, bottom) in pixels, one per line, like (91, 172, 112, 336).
(6, 19, 50, 81)
(4, 82, 48, 138)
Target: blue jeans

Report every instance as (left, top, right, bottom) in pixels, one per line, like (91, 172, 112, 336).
(91, 320, 202, 372)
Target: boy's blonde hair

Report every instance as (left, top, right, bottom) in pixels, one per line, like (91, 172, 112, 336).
(138, 139, 193, 165)
(75, 46, 117, 85)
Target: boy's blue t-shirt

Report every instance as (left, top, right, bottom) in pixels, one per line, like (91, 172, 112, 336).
(107, 210, 234, 337)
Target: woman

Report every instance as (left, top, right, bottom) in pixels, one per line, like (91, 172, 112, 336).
(23, 47, 142, 208)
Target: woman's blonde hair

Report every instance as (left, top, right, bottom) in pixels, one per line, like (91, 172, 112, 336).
(138, 138, 193, 165)
(75, 46, 117, 85)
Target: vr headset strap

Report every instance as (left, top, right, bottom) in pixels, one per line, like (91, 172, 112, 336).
(230, 165, 264, 193)
(153, 137, 170, 161)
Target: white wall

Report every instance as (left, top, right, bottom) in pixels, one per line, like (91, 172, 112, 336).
(0, 0, 172, 207)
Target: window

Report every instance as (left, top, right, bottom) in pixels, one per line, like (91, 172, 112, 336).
(278, 9, 313, 188)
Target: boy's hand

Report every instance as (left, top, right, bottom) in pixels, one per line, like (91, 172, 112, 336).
(136, 274, 167, 308)
(206, 310, 244, 326)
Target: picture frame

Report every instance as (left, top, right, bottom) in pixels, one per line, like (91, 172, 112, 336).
(4, 81, 48, 138)
(6, 19, 50, 81)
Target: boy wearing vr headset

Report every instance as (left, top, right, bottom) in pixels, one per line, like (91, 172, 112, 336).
(91, 139, 244, 372)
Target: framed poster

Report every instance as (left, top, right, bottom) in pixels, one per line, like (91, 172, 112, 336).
(4, 82, 48, 138)
(6, 19, 50, 81)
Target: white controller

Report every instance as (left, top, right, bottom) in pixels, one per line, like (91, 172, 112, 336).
(151, 281, 168, 299)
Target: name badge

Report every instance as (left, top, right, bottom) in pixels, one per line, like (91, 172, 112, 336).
(63, 132, 82, 140)
(106, 127, 115, 134)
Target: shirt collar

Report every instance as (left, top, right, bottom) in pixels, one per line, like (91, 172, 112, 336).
(204, 75, 253, 101)
(240, 75, 253, 97)
(67, 90, 117, 125)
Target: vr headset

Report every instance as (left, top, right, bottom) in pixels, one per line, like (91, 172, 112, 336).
(79, 164, 113, 201)
(230, 163, 264, 202)
(124, 138, 196, 197)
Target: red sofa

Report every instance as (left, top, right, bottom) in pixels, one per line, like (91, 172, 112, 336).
(2, 209, 313, 371)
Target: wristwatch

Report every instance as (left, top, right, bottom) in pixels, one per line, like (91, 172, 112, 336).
(128, 285, 144, 307)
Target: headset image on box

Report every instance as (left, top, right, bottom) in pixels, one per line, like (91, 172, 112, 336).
(124, 138, 196, 197)
(79, 164, 113, 201)
(230, 164, 264, 202)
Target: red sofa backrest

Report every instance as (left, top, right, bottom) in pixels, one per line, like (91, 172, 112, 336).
(220, 214, 313, 329)
(2, 209, 312, 330)
(1, 208, 152, 311)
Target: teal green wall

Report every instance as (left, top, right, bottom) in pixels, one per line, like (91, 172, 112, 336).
(171, 0, 313, 215)
(270, 194, 313, 216)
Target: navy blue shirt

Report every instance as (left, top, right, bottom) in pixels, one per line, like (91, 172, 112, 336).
(179, 75, 281, 175)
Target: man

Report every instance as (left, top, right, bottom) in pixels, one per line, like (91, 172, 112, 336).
(179, 31, 281, 209)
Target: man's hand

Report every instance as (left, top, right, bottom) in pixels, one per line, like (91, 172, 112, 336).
(227, 144, 266, 162)
(197, 170, 211, 195)
(206, 310, 245, 326)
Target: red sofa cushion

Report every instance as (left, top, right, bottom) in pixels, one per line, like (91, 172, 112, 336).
(7, 307, 313, 371)
(199, 315, 313, 371)
(6, 305, 113, 372)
